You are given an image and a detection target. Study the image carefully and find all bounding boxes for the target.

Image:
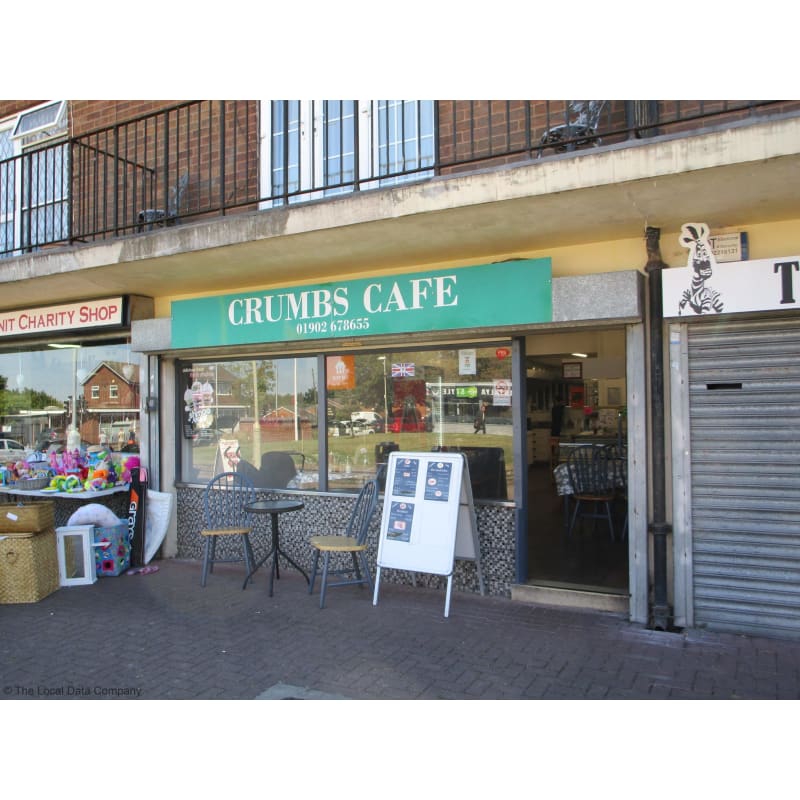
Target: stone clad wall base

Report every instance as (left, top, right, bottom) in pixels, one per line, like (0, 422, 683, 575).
(175, 486, 516, 597)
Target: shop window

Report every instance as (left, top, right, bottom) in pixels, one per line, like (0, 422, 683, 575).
(178, 357, 319, 487)
(0, 340, 138, 451)
(177, 344, 515, 499)
(326, 345, 514, 497)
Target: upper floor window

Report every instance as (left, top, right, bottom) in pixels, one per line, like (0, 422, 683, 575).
(261, 100, 435, 206)
(91, 385, 100, 400)
(109, 384, 118, 400)
(12, 101, 67, 142)
(0, 101, 69, 257)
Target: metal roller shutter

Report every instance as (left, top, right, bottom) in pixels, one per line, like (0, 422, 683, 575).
(688, 317, 800, 639)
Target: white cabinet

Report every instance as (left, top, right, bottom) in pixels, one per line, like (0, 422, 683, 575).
(528, 429, 551, 464)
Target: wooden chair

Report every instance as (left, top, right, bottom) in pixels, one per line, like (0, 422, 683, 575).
(308, 479, 379, 608)
(199, 472, 257, 587)
(565, 445, 616, 541)
(604, 443, 628, 540)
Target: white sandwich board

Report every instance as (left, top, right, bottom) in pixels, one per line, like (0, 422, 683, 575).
(372, 451, 485, 617)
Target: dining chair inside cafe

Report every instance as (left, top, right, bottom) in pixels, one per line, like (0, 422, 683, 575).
(565, 445, 616, 541)
(199, 471, 257, 587)
(308, 478, 379, 609)
(605, 443, 628, 540)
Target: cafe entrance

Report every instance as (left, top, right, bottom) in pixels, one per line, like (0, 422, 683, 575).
(523, 329, 629, 597)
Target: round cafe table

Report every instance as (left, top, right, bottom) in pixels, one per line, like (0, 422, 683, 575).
(243, 499, 306, 596)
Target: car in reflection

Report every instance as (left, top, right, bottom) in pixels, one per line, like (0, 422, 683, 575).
(352, 418, 383, 435)
(0, 437, 29, 462)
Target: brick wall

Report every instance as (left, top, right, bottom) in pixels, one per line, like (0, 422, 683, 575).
(0, 100, 44, 121)
(70, 101, 180, 136)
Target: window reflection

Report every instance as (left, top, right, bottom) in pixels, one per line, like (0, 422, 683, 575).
(326, 346, 514, 498)
(178, 344, 515, 500)
(179, 357, 319, 488)
(0, 341, 138, 453)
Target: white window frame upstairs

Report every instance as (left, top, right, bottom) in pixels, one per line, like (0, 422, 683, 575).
(0, 101, 69, 256)
(259, 100, 435, 208)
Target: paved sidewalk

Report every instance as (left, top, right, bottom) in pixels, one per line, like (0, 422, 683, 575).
(1, 558, 799, 700)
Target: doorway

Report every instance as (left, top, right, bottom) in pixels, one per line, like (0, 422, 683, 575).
(524, 329, 629, 594)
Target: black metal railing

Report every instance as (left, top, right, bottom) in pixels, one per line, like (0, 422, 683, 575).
(0, 100, 793, 259)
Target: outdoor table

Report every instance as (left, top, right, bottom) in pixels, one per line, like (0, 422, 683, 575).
(243, 499, 306, 596)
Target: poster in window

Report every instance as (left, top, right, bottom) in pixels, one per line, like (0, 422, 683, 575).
(326, 355, 356, 390)
(459, 349, 477, 375)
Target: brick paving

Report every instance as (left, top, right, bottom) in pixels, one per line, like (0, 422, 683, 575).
(1, 558, 799, 700)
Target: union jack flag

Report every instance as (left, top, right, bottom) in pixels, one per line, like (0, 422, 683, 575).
(391, 362, 415, 377)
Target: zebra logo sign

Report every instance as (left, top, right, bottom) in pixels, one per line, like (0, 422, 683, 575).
(678, 222, 724, 315)
(663, 223, 800, 319)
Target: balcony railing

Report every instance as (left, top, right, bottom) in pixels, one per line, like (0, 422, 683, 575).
(0, 100, 794, 259)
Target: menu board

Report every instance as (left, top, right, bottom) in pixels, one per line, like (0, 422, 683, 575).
(373, 451, 484, 617)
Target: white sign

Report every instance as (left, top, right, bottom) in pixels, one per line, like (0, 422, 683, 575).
(665, 222, 798, 318)
(709, 231, 748, 263)
(663, 254, 800, 318)
(493, 378, 512, 406)
(373, 451, 485, 617)
(216, 439, 241, 473)
(458, 349, 476, 375)
(0, 297, 124, 338)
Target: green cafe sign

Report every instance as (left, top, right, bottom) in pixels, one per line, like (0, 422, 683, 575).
(171, 258, 552, 349)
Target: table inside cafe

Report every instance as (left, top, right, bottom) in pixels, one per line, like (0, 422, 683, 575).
(553, 443, 626, 530)
(243, 499, 306, 596)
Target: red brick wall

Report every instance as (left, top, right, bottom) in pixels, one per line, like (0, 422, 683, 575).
(69, 101, 181, 136)
(0, 101, 45, 121)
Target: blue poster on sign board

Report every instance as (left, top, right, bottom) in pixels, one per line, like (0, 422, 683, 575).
(387, 501, 415, 542)
(424, 460, 452, 501)
(392, 457, 419, 497)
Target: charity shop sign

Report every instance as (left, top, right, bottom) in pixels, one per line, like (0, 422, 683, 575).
(0, 298, 125, 339)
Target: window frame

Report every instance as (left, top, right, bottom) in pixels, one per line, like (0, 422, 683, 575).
(0, 101, 69, 255)
(259, 100, 435, 207)
(176, 338, 520, 501)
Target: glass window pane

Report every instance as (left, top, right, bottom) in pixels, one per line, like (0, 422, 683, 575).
(326, 345, 515, 498)
(12, 101, 65, 138)
(178, 357, 318, 487)
(0, 341, 139, 453)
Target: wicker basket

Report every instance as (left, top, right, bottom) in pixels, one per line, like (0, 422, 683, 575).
(0, 500, 55, 534)
(0, 528, 59, 604)
(15, 477, 52, 492)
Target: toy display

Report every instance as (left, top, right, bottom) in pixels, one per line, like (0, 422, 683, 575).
(1, 448, 133, 493)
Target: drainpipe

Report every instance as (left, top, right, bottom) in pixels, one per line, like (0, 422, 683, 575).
(644, 227, 672, 630)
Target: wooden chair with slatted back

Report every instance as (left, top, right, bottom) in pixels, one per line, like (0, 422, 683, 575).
(565, 445, 616, 541)
(199, 472, 257, 587)
(308, 479, 379, 608)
